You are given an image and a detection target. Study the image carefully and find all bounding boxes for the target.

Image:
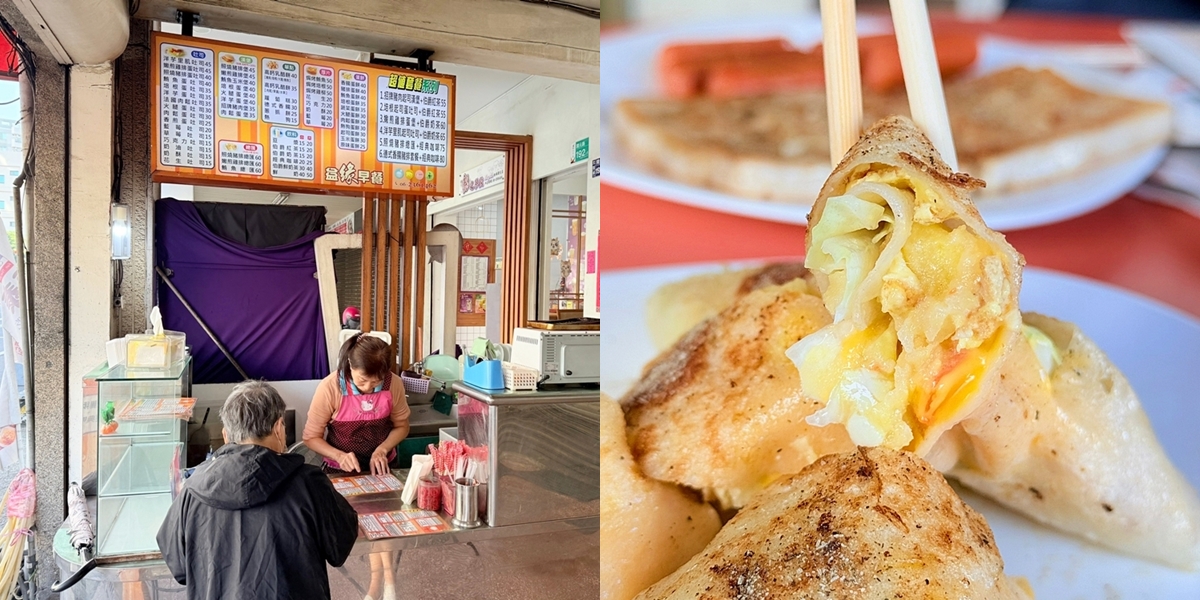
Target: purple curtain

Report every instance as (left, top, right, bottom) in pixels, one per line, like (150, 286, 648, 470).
(156, 199, 329, 383)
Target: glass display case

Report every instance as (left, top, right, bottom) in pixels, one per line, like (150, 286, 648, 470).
(90, 358, 192, 560)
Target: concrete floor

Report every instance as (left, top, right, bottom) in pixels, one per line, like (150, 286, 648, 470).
(328, 529, 599, 600)
(50, 528, 598, 600)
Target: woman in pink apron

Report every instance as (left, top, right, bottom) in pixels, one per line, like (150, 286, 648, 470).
(304, 333, 410, 600)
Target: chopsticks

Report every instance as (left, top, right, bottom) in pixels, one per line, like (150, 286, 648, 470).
(820, 0, 863, 167)
(820, 0, 959, 170)
(890, 0, 958, 170)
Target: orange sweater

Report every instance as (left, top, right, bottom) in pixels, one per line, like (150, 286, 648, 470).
(302, 372, 411, 441)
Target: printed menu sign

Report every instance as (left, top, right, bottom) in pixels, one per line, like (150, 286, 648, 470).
(303, 65, 335, 129)
(376, 74, 451, 168)
(219, 141, 264, 175)
(151, 32, 456, 196)
(262, 58, 301, 126)
(218, 53, 257, 120)
(270, 127, 316, 180)
(338, 70, 370, 151)
(159, 43, 215, 169)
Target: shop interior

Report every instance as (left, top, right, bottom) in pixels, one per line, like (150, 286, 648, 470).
(0, 9, 599, 599)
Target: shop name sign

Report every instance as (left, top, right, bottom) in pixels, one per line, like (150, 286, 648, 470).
(458, 156, 505, 196)
(150, 32, 457, 197)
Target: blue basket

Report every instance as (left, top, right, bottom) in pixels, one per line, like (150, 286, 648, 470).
(462, 356, 504, 391)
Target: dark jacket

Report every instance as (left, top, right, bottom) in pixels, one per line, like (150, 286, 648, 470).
(156, 443, 359, 600)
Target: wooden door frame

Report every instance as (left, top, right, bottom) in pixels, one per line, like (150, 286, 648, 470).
(453, 132, 533, 343)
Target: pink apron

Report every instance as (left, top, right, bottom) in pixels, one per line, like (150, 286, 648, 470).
(322, 373, 397, 474)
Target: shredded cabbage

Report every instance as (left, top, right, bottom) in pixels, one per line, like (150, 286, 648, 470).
(806, 193, 893, 320)
(1023, 324, 1061, 379)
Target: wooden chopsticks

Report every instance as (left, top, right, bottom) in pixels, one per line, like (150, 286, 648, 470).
(820, 0, 863, 168)
(821, 0, 959, 171)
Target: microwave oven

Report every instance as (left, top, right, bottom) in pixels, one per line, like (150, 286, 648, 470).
(510, 328, 599, 385)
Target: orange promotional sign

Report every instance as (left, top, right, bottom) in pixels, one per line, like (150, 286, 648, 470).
(150, 32, 456, 197)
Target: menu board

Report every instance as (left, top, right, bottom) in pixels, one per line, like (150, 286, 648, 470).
(151, 32, 456, 196)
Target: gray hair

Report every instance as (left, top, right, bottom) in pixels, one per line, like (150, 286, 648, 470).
(220, 380, 285, 443)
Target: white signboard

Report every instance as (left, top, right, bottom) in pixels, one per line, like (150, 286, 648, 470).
(460, 256, 489, 293)
(457, 155, 505, 196)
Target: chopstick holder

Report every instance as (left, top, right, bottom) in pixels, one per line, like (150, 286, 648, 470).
(890, 0, 959, 170)
(820, 0, 864, 165)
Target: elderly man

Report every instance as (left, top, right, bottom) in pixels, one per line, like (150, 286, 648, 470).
(157, 380, 359, 600)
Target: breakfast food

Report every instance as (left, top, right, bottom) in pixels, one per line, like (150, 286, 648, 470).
(623, 276, 853, 509)
(657, 33, 977, 99)
(626, 116, 1200, 569)
(601, 396, 721, 600)
(644, 262, 813, 350)
(791, 114, 1022, 453)
(795, 115, 1200, 568)
(941, 311, 1200, 570)
(612, 90, 903, 204)
(636, 447, 1032, 600)
(611, 67, 1171, 202)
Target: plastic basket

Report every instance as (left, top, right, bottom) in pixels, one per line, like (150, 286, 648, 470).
(502, 362, 539, 391)
(400, 372, 431, 395)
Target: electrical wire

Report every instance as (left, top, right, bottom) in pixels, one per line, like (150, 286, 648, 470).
(518, 0, 600, 18)
(0, 13, 36, 183)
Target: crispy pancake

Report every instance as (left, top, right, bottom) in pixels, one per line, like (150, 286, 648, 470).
(622, 277, 853, 509)
(645, 262, 813, 350)
(636, 447, 1032, 600)
(612, 67, 1170, 202)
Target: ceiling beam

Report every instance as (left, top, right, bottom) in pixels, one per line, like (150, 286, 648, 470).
(135, 0, 599, 83)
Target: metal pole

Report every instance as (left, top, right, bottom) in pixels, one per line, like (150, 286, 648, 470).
(154, 266, 250, 380)
(12, 176, 33, 470)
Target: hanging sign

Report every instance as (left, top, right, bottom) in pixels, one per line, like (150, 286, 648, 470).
(457, 155, 505, 196)
(457, 238, 494, 327)
(150, 32, 456, 197)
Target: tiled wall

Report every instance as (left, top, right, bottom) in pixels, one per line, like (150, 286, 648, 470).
(454, 202, 501, 350)
(456, 202, 499, 239)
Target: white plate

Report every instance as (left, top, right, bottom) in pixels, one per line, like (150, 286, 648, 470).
(601, 262, 1200, 598)
(600, 16, 1169, 231)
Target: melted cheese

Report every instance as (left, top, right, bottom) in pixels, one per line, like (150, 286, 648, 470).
(914, 331, 1004, 426)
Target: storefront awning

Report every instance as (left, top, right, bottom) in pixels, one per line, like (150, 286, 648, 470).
(0, 31, 19, 81)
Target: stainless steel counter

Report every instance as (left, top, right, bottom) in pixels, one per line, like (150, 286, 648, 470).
(452, 383, 600, 527)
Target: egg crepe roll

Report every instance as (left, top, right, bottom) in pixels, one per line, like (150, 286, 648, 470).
(794, 115, 1200, 569)
(790, 115, 1024, 452)
(937, 313, 1200, 570)
(636, 447, 1033, 600)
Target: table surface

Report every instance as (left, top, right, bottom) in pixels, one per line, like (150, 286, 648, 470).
(601, 12, 1200, 318)
(452, 382, 601, 405)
